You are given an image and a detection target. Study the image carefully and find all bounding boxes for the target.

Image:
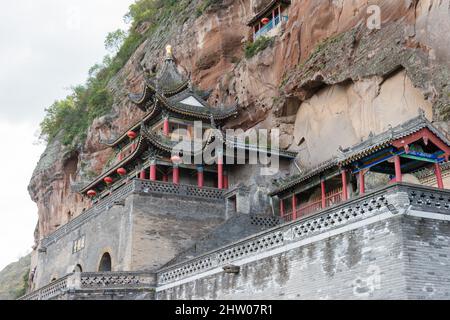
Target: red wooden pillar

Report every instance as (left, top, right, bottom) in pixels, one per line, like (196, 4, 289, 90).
(224, 172, 229, 189)
(292, 194, 297, 220)
(218, 155, 224, 190)
(172, 165, 180, 185)
(321, 179, 326, 209)
(118, 152, 123, 161)
(150, 161, 157, 181)
(139, 168, 147, 180)
(394, 155, 402, 183)
(163, 116, 170, 136)
(434, 163, 444, 189)
(197, 166, 204, 188)
(359, 171, 365, 195)
(280, 198, 285, 218)
(341, 170, 348, 201)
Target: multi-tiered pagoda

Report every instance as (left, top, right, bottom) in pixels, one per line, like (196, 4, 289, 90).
(80, 46, 291, 202)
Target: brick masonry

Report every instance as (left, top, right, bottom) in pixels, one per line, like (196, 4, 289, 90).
(156, 215, 450, 300)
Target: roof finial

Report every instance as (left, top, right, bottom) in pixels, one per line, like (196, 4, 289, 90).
(165, 45, 173, 59)
(418, 107, 426, 119)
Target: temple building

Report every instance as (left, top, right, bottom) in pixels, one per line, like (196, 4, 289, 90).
(248, 0, 290, 41)
(270, 114, 450, 222)
(22, 48, 450, 300)
(80, 46, 295, 203)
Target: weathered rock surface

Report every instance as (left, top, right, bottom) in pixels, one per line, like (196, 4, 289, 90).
(29, 0, 450, 251)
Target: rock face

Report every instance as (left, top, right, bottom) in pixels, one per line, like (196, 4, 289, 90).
(28, 0, 450, 267)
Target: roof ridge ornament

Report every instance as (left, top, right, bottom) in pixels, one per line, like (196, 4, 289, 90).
(418, 107, 426, 119)
(165, 45, 173, 60)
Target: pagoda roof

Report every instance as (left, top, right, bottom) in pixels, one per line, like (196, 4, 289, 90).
(269, 158, 339, 196)
(80, 136, 148, 194)
(101, 106, 159, 147)
(128, 46, 238, 120)
(247, 0, 291, 26)
(270, 115, 450, 196)
(81, 126, 297, 195)
(339, 115, 450, 166)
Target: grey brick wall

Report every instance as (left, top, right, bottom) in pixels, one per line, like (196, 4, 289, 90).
(156, 216, 450, 300)
(35, 191, 226, 289)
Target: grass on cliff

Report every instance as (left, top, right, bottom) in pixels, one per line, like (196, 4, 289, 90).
(244, 36, 274, 59)
(39, 0, 194, 150)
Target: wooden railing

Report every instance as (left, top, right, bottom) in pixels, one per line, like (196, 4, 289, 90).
(282, 188, 344, 222)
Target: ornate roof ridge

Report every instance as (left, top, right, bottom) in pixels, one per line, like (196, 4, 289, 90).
(80, 136, 147, 193)
(269, 115, 450, 196)
(101, 106, 159, 148)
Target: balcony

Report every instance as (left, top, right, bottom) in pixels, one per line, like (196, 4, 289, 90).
(254, 15, 288, 40)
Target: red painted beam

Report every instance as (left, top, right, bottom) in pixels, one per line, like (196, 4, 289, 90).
(321, 179, 326, 209)
(342, 170, 348, 201)
(197, 166, 204, 188)
(150, 163, 157, 181)
(434, 163, 444, 189)
(172, 165, 179, 185)
(359, 171, 365, 195)
(393, 128, 450, 159)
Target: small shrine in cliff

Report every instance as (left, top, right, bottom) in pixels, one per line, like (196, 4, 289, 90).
(248, 0, 290, 41)
(80, 45, 296, 201)
(270, 114, 450, 222)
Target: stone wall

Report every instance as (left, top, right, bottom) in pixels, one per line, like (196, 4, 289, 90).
(157, 215, 450, 300)
(156, 184, 450, 300)
(34, 183, 226, 289)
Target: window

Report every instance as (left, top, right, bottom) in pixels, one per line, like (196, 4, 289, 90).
(72, 235, 85, 254)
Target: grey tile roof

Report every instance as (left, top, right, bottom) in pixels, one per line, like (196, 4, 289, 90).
(270, 115, 450, 196)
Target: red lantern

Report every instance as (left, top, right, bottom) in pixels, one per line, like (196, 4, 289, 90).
(127, 131, 137, 139)
(87, 190, 97, 197)
(261, 17, 270, 25)
(117, 168, 127, 176)
(104, 177, 113, 184)
(171, 155, 181, 164)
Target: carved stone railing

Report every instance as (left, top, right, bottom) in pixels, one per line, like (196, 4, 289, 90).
(157, 183, 450, 286)
(19, 272, 156, 300)
(19, 275, 71, 300)
(41, 179, 225, 247)
(136, 180, 225, 201)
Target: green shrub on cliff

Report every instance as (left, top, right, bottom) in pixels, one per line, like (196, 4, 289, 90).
(244, 36, 274, 59)
(39, 0, 191, 149)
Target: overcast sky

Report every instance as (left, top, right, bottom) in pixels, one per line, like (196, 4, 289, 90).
(0, 0, 134, 270)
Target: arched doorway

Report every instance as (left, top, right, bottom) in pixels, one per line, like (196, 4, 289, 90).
(98, 252, 112, 272)
(73, 264, 82, 273)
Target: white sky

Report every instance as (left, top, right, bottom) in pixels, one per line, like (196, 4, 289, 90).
(0, 0, 135, 270)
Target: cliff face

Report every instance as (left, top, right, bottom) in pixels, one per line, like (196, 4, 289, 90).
(29, 0, 450, 246)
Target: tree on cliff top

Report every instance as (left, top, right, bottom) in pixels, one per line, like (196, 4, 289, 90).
(39, 0, 193, 149)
